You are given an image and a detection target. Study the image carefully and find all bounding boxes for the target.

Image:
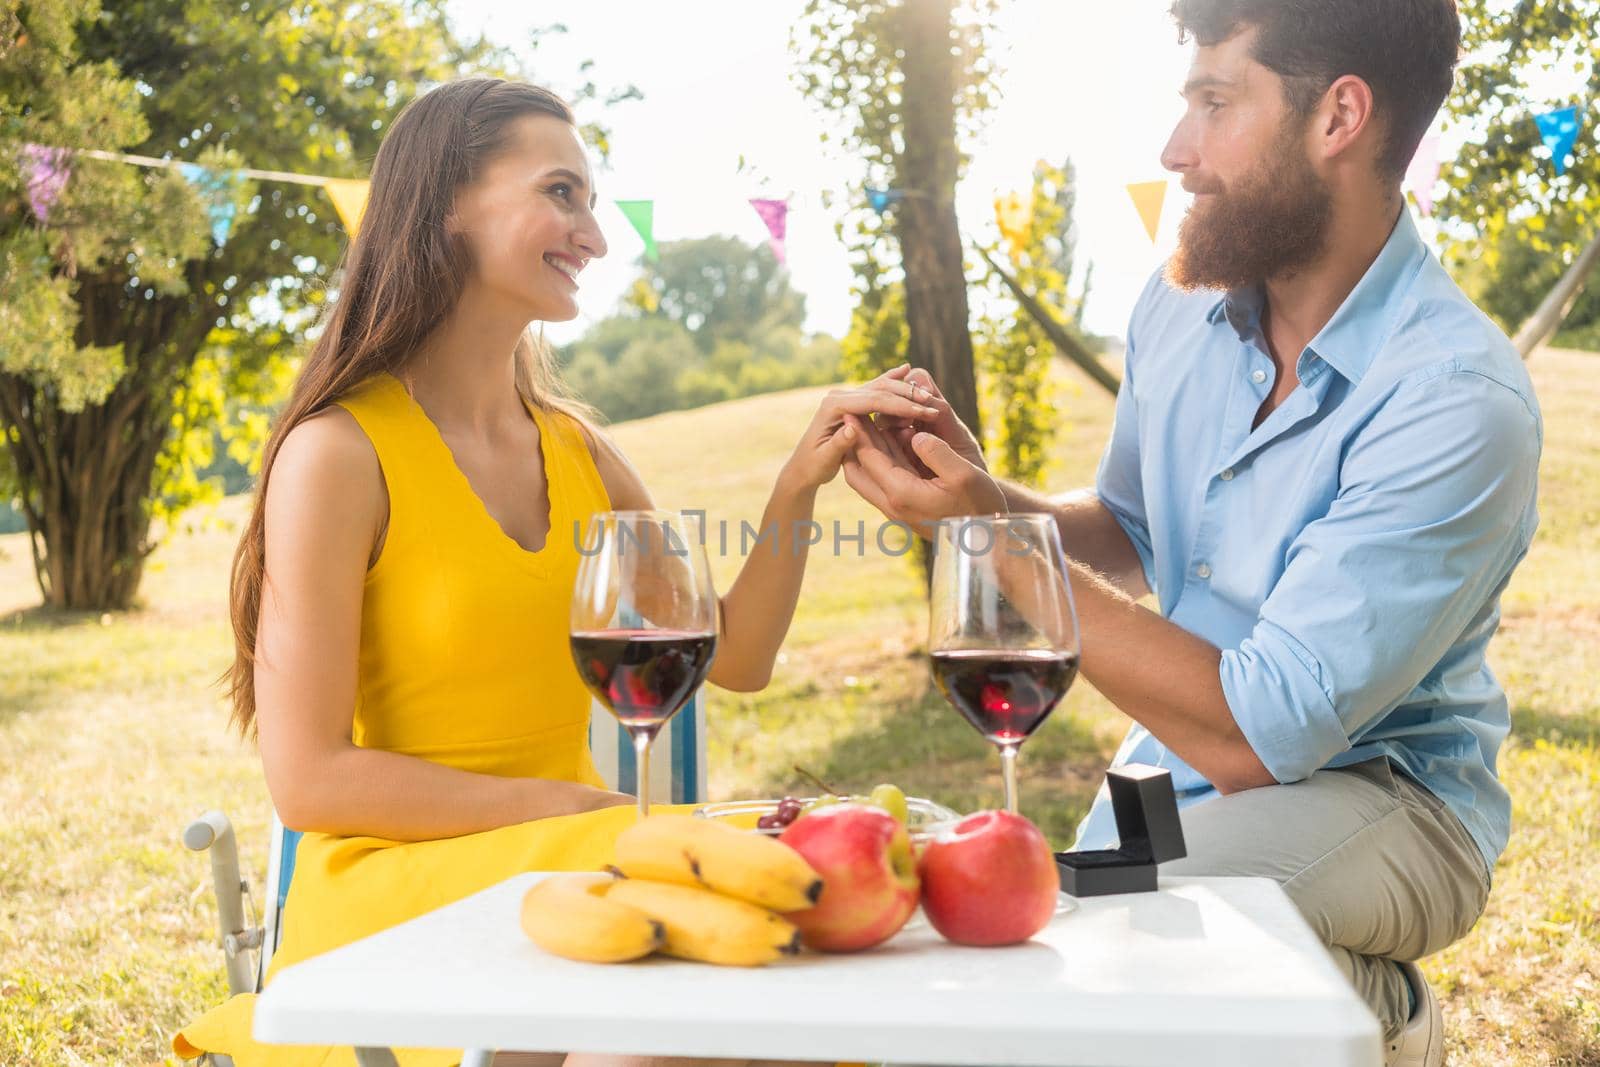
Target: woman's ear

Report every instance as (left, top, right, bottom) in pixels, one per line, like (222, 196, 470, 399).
(442, 186, 476, 237)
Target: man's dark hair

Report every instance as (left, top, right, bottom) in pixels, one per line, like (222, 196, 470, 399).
(1170, 0, 1460, 180)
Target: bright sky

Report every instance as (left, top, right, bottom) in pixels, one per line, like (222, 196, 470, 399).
(434, 0, 1590, 347)
(449, 0, 1460, 346)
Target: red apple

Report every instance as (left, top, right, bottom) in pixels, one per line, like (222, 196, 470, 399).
(918, 810, 1058, 946)
(778, 803, 920, 952)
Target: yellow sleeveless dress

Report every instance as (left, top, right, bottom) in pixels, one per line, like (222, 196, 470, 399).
(175, 373, 685, 1066)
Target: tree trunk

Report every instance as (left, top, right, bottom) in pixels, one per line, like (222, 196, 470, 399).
(0, 266, 217, 611)
(895, 0, 981, 440)
(0, 372, 170, 609)
(1512, 227, 1600, 358)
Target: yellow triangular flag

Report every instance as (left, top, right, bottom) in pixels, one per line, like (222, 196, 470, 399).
(1126, 181, 1167, 243)
(994, 190, 1032, 258)
(322, 178, 371, 236)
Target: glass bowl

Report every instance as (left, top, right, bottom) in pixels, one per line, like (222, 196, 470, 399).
(693, 795, 963, 844)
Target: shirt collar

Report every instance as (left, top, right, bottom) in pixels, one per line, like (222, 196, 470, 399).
(1204, 208, 1427, 384)
(1206, 284, 1264, 336)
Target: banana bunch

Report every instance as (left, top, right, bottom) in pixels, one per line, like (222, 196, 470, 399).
(519, 872, 664, 963)
(520, 815, 823, 967)
(611, 813, 824, 911)
(607, 878, 802, 966)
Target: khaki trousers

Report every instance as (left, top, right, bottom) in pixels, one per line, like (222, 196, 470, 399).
(1161, 756, 1492, 1040)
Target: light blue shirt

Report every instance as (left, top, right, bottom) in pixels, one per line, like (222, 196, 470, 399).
(1073, 210, 1541, 871)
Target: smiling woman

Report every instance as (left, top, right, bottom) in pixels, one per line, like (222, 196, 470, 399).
(451, 126, 608, 322)
(174, 75, 934, 1067)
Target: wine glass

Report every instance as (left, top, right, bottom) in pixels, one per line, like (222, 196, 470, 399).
(571, 510, 719, 818)
(928, 514, 1081, 814)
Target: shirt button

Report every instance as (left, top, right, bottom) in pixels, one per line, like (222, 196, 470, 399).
(1250, 369, 1268, 384)
(1195, 562, 1213, 580)
(1220, 468, 1235, 481)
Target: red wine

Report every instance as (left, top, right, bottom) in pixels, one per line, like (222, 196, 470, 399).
(571, 629, 717, 733)
(930, 648, 1079, 744)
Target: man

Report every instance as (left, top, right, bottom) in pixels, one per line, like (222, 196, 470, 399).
(840, 2, 1541, 1064)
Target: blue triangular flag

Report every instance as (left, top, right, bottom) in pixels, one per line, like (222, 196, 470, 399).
(1534, 105, 1582, 176)
(179, 162, 242, 246)
(866, 187, 905, 214)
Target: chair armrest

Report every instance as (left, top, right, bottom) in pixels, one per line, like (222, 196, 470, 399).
(182, 810, 260, 996)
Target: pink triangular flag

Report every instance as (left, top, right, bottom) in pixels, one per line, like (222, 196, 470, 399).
(20, 144, 71, 223)
(1404, 135, 1441, 217)
(749, 198, 789, 265)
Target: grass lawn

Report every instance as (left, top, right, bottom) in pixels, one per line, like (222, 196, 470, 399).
(1, 349, 1597, 1065)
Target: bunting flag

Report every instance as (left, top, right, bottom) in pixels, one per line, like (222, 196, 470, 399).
(321, 178, 370, 237)
(20, 144, 71, 223)
(1404, 135, 1442, 217)
(1125, 181, 1167, 243)
(178, 163, 244, 246)
(866, 187, 904, 214)
(994, 191, 1031, 256)
(615, 199, 657, 261)
(36, 136, 1527, 271)
(1535, 106, 1582, 176)
(749, 197, 789, 265)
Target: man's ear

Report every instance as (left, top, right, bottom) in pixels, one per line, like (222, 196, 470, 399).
(1314, 74, 1378, 166)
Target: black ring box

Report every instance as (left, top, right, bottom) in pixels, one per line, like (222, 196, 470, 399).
(1055, 763, 1188, 896)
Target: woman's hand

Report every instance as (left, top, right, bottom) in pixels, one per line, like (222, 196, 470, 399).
(782, 364, 941, 492)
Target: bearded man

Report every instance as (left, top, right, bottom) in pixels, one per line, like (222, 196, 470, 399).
(838, 2, 1542, 1064)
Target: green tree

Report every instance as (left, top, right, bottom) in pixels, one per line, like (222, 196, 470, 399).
(975, 158, 1085, 487)
(793, 0, 1001, 437)
(564, 233, 838, 423)
(624, 235, 806, 352)
(562, 320, 843, 424)
(1438, 0, 1600, 348)
(562, 318, 698, 421)
(1, 0, 471, 609)
(1451, 204, 1600, 348)
(0, 1, 627, 610)
(838, 274, 909, 382)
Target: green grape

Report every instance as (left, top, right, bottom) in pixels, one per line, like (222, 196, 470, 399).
(869, 783, 909, 824)
(804, 794, 842, 814)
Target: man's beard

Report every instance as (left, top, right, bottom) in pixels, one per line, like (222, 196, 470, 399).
(1165, 124, 1334, 293)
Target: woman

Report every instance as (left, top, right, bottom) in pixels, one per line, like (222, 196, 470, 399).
(173, 77, 935, 1067)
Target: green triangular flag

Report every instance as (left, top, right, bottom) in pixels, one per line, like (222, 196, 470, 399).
(614, 199, 657, 261)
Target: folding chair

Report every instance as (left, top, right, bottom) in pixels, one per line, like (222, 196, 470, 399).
(181, 695, 708, 1067)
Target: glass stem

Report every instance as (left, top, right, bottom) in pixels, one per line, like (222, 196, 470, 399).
(999, 743, 1021, 814)
(632, 729, 653, 819)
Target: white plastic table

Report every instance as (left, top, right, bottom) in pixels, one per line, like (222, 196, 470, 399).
(254, 873, 1382, 1067)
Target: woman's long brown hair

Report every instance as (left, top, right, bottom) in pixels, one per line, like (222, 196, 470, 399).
(224, 78, 596, 737)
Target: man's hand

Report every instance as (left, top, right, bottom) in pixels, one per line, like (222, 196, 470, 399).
(874, 367, 988, 476)
(841, 402, 1006, 537)
(781, 365, 940, 492)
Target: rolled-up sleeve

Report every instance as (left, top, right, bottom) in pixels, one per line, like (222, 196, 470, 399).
(1096, 299, 1158, 596)
(1220, 368, 1540, 783)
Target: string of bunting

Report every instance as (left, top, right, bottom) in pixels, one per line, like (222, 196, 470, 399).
(13, 142, 795, 264)
(15, 143, 371, 241)
(14, 99, 1591, 262)
(997, 101, 1592, 251)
